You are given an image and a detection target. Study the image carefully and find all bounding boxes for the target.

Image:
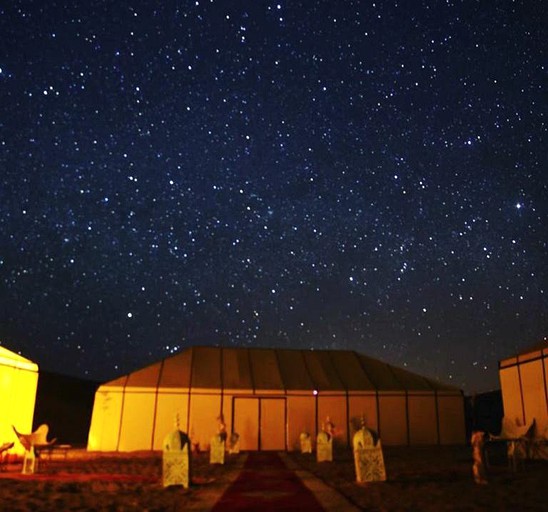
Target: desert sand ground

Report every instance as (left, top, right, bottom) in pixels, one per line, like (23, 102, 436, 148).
(0, 444, 546, 511)
(290, 444, 547, 511)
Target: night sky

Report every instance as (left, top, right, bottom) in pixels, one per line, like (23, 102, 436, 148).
(1, 1, 546, 393)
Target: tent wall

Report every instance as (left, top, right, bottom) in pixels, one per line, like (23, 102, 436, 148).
(0, 347, 39, 455)
(348, 394, 378, 432)
(233, 397, 259, 450)
(0, 368, 38, 452)
(499, 345, 548, 434)
(152, 391, 189, 450)
(260, 398, 286, 450)
(499, 365, 522, 424)
(3, 368, 38, 434)
(88, 385, 465, 451)
(287, 395, 316, 451)
(317, 394, 348, 445)
(520, 359, 546, 430)
(118, 391, 155, 451)
(188, 393, 221, 450)
(87, 347, 465, 452)
(437, 394, 466, 444)
(538, 351, 548, 437)
(378, 394, 408, 445)
(408, 394, 438, 445)
(87, 388, 124, 451)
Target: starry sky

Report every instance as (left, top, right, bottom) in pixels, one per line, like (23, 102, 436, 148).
(1, 1, 546, 393)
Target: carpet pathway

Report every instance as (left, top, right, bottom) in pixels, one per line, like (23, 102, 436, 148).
(211, 451, 325, 511)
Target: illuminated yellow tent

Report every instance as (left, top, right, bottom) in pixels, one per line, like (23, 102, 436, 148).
(499, 341, 548, 438)
(88, 346, 465, 452)
(0, 345, 39, 455)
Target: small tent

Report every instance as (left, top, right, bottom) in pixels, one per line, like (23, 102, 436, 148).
(499, 341, 548, 438)
(0, 345, 39, 455)
(87, 346, 465, 452)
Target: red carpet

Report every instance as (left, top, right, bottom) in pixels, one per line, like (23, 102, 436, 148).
(211, 452, 325, 511)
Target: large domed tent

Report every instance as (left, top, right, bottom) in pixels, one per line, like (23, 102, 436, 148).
(499, 341, 548, 437)
(87, 346, 465, 452)
(0, 345, 39, 455)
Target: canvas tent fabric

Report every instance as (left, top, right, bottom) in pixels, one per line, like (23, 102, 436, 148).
(87, 346, 465, 452)
(499, 341, 548, 441)
(0, 345, 39, 455)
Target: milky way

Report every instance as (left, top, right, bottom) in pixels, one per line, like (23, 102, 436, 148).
(1, 1, 546, 392)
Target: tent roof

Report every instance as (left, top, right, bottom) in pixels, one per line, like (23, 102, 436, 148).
(0, 345, 38, 372)
(499, 340, 548, 368)
(101, 346, 460, 393)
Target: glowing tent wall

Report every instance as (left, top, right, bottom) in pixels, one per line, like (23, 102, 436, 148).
(87, 347, 465, 452)
(0, 346, 39, 455)
(499, 342, 548, 435)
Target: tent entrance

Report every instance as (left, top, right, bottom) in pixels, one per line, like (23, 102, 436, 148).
(233, 397, 286, 451)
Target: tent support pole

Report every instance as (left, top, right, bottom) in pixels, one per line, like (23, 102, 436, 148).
(186, 348, 195, 435)
(434, 390, 440, 445)
(405, 391, 410, 446)
(542, 353, 548, 416)
(345, 390, 350, 449)
(220, 347, 224, 421)
(375, 390, 380, 438)
(315, 393, 318, 440)
(150, 359, 165, 449)
(116, 375, 129, 452)
(516, 362, 526, 425)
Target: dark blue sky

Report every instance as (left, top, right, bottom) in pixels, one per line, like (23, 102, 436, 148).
(1, 1, 546, 393)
